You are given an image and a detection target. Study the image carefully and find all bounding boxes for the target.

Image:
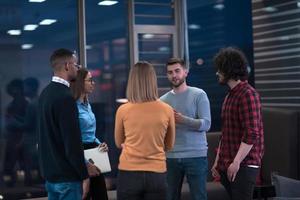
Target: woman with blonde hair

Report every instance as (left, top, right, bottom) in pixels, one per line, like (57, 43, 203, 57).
(114, 61, 175, 200)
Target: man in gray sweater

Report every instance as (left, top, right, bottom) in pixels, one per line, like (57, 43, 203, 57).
(160, 58, 211, 200)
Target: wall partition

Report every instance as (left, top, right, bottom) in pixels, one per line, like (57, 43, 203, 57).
(0, 0, 130, 197)
(0, 0, 79, 198)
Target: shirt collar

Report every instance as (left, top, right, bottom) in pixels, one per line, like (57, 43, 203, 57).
(77, 99, 89, 106)
(52, 76, 70, 87)
(230, 81, 247, 93)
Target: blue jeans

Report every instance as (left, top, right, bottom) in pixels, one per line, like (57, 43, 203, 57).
(117, 170, 167, 200)
(45, 181, 82, 200)
(167, 157, 208, 200)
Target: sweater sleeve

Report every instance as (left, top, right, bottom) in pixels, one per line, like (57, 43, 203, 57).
(181, 91, 211, 132)
(165, 108, 175, 151)
(58, 95, 88, 180)
(114, 106, 125, 149)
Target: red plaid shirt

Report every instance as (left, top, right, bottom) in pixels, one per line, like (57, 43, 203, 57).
(217, 81, 264, 171)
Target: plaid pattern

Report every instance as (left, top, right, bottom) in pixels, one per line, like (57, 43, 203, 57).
(217, 81, 264, 171)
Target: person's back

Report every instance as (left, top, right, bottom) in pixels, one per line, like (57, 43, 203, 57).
(115, 100, 174, 172)
(114, 61, 175, 200)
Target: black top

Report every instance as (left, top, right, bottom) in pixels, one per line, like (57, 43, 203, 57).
(38, 81, 88, 182)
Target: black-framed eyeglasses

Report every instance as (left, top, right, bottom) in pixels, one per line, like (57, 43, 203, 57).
(84, 78, 95, 83)
(73, 63, 81, 69)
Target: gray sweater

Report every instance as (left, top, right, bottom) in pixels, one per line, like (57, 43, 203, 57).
(160, 86, 211, 158)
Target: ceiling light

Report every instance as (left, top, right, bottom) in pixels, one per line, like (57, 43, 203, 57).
(280, 36, 290, 40)
(86, 45, 92, 50)
(214, 4, 224, 10)
(29, 0, 46, 2)
(24, 24, 38, 31)
(7, 30, 21, 35)
(297, 2, 300, 8)
(98, 1, 118, 6)
(263, 7, 278, 12)
(116, 98, 128, 103)
(22, 44, 33, 49)
(158, 46, 169, 52)
(188, 24, 201, 30)
(39, 19, 57, 25)
(142, 34, 154, 39)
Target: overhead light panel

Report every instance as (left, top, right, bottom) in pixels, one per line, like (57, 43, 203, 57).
(158, 46, 169, 52)
(116, 98, 128, 104)
(39, 19, 57, 25)
(142, 34, 154, 39)
(7, 30, 21, 35)
(22, 44, 33, 50)
(98, 1, 118, 6)
(214, 3, 225, 10)
(86, 45, 92, 50)
(263, 6, 278, 12)
(24, 24, 38, 31)
(188, 24, 201, 30)
(29, 0, 46, 2)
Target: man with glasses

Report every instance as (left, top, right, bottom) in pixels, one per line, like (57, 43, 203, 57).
(38, 48, 89, 200)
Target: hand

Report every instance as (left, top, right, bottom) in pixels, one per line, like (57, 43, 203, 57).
(211, 161, 220, 179)
(227, 160, 240, 182)
(98, 142, 108, 152)
(86, 162, 100, 177)
(173, 110, 184, 123)
(82, 178, 90, 199)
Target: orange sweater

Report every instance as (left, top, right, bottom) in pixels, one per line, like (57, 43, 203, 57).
(114, 100, 175, 173)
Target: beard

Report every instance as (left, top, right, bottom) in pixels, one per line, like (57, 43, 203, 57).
(218, 79, 227, 85)
(69, 74, 77, 82)
(171, 78, 185, 88)
(217, 75, 227, 85)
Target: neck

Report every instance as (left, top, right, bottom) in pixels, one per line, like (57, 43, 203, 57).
(173, 81, 188, 93)
(227, 79, 241, 89)
(54, 72, 69, 82)
(79, 94, 86, 103)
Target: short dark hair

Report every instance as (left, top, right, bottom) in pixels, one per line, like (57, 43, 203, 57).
(213, 47, 248, 81)
(166, 58, 187, 69)
(50, 48, 75, 68)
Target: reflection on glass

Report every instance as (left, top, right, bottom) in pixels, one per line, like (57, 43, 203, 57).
(134, 0, 174, 25)
(86, 0, 129, 190)
(138, 33, 173, 90)
(0, 1, 78, 197)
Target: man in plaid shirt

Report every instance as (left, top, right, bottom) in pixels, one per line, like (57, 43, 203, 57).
(211, 47, 264, 200)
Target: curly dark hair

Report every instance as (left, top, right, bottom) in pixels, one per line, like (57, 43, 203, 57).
(213, 47, 249, 82)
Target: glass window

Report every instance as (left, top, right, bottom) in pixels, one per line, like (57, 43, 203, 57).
(186, 0, 254, 131)
(0, 0, 78, 197)
(134, 0, 174, 25)
(85, 0, 130, 187)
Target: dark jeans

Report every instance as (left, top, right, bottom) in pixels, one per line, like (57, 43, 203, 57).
(166, 157, 208, 200)
(117, 170, 167, 200)
(83, 142, 108, 200)
(46, 181, 82, 200)
(220, 166, 259, 200)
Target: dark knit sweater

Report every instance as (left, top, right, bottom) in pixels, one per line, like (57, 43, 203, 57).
(38, 81, 88, 182)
